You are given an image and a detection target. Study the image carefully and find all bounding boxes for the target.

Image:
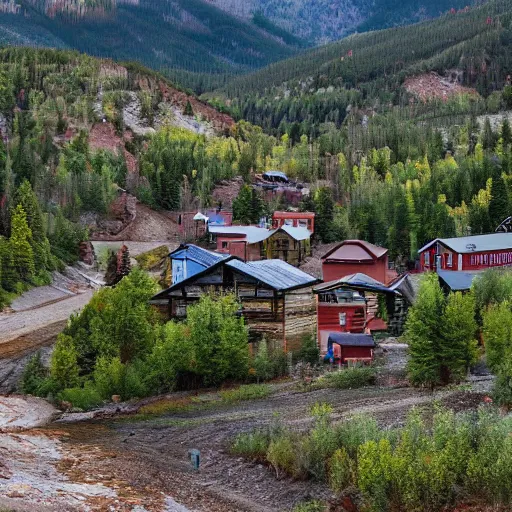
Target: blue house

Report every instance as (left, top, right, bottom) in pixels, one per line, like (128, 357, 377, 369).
(170, 244, 230, 285)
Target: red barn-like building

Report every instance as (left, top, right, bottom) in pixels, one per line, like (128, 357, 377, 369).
(321, 240, 395, 284)
(272, 211, 315, 233)
(418, 233, 512, 272)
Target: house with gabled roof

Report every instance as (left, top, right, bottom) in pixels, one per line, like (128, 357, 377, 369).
(321, 240, 396, 284)
(152, 257, 321, 351)
(209, 225, 312, 266)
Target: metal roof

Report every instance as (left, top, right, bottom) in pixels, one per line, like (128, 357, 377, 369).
(419, 233, 512, 254)
(227, 259, 320, 291)
(263, 170, 289, 181)
(322, 240, 388, 261)
(209, 225, 311, 244)
(278, 225, 312, 240)
(208, 226, 271, 244)
(328, 333, 376, 347)
(170, 244, 229, 268)
(437, 270, 479, 291)
(314, 273, 398, 295)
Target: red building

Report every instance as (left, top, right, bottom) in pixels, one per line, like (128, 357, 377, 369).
(272, 211, 315, 233)
(314, 273, 399, 354)
(418, 233, 512, 272)
(321, 240, 396, 284)
(323, 333, 375, 366)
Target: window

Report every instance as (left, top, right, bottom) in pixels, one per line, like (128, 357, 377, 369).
(339, 313, 347, 326)
(447, 253, 453, 267)
(221, 241, 228, 249)
(424, 252, 430, 266)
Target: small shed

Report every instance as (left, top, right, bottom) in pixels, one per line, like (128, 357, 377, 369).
(324, 333, 375, 365)
(151, 258, 321, 351)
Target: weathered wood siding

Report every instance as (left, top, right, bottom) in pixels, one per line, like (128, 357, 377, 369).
(284, 288, 317, 352)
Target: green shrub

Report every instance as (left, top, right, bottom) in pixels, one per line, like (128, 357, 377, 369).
(58, 383, 103, 410)
(269, 347, 288, 378)
(50, 334, 80, 390)
(220, 384, 271, 403)
(267, 434, 297, 479)
(335, 414, 382, 459)
(292, 501, 327, 512)
(319, 366, 376, 390)
(253, 340, 272, 382)
(329, 447, 355, 494)
(20, 351, 48, 395)
(231, 430, 270, 460)
(297, 334, 320, 365)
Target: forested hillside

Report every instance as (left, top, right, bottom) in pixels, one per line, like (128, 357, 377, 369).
(0, 0, 303, 92)
(208, 0, 478, 44)
(216, 0, 512, 136)
(0, 47, 237, 306)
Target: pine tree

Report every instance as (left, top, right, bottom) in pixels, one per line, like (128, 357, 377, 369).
(314, 187, 335, 243)
(117, 244, 131, 283)
(502, 119, 512, 149)
(9, 204, 34, 282)
(489, 171, 509, 229)
(482, 118, 496, 151)
(183, 100, 194, 117)
(440, 292, 478, 384)
(14, 180, 53, 271)
(404, 273, 445, 388)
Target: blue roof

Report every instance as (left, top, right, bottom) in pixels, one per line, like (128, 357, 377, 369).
(170, 244, 229, 268)
(227, 259, 319, 291)
(328, 333, 375, 347)
(437, 270, 478, 291)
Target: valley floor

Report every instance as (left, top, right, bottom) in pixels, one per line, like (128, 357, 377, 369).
(0, 345, 493, 511)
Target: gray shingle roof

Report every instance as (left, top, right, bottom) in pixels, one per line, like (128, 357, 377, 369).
(328, 333, 375, 347)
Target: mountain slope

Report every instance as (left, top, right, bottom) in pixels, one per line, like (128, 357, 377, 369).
(207, 0, 483, 44)
(0, 0, 303, 92)
(215, 0, 512, 134)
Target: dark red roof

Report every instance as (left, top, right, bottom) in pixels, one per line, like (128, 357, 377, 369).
(321, 240, 388, 262)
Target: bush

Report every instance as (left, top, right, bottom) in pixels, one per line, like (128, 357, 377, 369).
(297, 334, 320, 365)
(58, 383, 103, 410)
(329, 447, 355, 494)
(50, 334, 79, 390)
(20, 351, 48, 395)
(269, 347, 288, 378)
(267, 434, 297, 478)
(231, 430, 270, 460)
(319, 366, 376, 390)
(292, 501, 327, 512)
(220, 384, 272, 403)
(253, 340, 272, 382)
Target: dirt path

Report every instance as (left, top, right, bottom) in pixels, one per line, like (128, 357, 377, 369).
(0, 291, 93, 393)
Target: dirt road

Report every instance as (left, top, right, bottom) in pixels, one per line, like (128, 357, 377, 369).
(0, 291, 93, 393)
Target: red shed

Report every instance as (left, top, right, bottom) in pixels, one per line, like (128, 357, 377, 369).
(418, 233, 512, 273)
(324, 333, 375, 365)
(321, 240, 396, 284)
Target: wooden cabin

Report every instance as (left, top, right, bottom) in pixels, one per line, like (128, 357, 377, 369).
(321, 240, 396, 284)
(209, 225, 312, 266)
(151, 257, 321, 351)
(169, 244, 230, 285)
(324, 333, 375, 365)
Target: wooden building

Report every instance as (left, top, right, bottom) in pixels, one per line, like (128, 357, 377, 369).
(151, 257, 321, 351)
(321, 240, 396, 284)
(418, 233, 512, 273)
(209, 225, 312, 266)
(314, 273, 401, 354)
(272, 211, 315, 233)
(169, 244, 230, 285)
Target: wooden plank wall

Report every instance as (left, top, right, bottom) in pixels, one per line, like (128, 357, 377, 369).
(284, 287, 317, 352)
